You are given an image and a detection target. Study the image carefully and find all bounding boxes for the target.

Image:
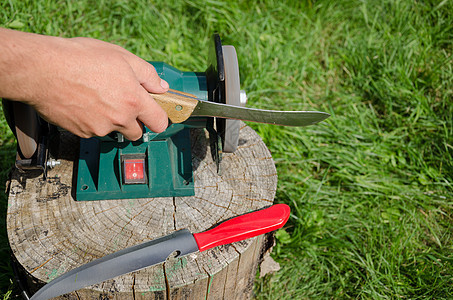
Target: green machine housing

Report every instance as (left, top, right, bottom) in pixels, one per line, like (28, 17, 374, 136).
(76, 34, 232, 200)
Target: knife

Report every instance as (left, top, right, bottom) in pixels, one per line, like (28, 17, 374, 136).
(152, 89, 330, 125)
(30, 204, 290, 300)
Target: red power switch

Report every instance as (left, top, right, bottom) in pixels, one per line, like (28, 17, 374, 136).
(121, 155, 147, 184)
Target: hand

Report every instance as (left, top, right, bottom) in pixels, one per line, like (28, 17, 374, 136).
(0, 28, 169, 140)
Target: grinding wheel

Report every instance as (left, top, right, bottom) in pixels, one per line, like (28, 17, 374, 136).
(222, 45, 244, 153)
(12, 102, 40, 159)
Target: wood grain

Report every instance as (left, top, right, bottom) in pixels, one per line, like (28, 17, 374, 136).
(7, 123, 277, 299)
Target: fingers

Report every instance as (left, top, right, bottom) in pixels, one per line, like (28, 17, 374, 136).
(103, 46, 170, 137)
(119, 119, 144, 141)
(121, 53, 169, 135)
(123, 54, 169, 93)
(136, 89, 169, 133)
(118, 88, 169, 139)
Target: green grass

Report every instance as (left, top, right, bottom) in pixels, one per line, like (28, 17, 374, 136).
(1, 0, 452, 299)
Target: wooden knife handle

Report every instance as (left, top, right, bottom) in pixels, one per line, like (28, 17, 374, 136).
(151, 89, 199, 123)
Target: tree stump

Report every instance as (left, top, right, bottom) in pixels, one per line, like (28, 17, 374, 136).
(7, 123, 277, 299)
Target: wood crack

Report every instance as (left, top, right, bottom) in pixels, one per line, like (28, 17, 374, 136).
(132, 273, 136, 300)
(194, 259, 212, 300)
(214, 194, 234, 224)
(163, 263, 171, 300)
(204, 267, 213, 300)
(172, 197, 177, 230)
(232, 244, 242, 296)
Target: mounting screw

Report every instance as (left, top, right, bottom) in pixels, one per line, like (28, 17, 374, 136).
(47, 158, 61, 169)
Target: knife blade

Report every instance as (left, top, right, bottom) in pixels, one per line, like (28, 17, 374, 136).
(30, 204, 290, 300)
(152, 89, 330, 126)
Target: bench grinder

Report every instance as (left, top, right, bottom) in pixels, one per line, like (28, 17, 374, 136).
(2, 34, 329, 201)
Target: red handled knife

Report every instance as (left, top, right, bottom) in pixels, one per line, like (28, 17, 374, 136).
(30, 204, 290, 300)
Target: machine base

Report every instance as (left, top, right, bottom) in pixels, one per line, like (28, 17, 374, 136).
(76, 129, 194, 201)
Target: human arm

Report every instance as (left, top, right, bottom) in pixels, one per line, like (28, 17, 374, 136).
(0, 28, 169, 140)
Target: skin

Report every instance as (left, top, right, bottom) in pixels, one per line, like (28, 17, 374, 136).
(0, 28, 169, 141)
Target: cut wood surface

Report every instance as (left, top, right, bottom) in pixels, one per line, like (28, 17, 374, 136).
(7, 123, 278, 299)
